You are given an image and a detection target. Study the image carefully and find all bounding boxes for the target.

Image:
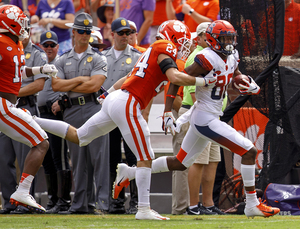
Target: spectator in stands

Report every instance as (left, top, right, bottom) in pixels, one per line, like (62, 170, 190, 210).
(128, 20, 146, 53)
(149, 0, 181, 44)
(283, 0, 300, 58)
(89, 30, 107, 51)
(95, 1, 114, 50)
(10, 0, 38, 17)
(166, 0, 219, 32)
(31, 0, 75, 55)
(73, 0, 91, 15)
(120, 0, 155, 48)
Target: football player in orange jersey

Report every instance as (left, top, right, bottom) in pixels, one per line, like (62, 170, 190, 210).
(33, 20, 217, 220)
(0, 5, 58, 214)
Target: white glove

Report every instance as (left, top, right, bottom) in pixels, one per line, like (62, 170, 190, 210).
(204, 70, 217, 88)
(162, 111, 176, 136)
(42, 64, 58, 78)
(238, 76, 260, 95)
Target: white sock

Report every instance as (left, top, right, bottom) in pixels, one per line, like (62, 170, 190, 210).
(151, 156, 169, 173)
(245, 191, 259, 208)
(17, 174, 34, 194)
(241, 164, 259, 208)
(136, 167, 151, 208)
(34, 116, 70, 138)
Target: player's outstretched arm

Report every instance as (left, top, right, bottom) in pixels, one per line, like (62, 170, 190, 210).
(22, 64, 58, 79)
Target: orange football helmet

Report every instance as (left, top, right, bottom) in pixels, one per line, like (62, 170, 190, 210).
(206, 20, 237, 56)
(0, 5, 29, 40)
(157, 20, 192, 61)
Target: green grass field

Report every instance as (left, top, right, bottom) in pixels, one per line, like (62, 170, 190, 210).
(0, 214, 299, 229)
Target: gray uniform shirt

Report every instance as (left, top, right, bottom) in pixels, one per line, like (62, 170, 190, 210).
(22, 41, 48, 91)
(102, 44, 141, 89)
(37, 55, 61, 106)
(55, 45, 108, 98)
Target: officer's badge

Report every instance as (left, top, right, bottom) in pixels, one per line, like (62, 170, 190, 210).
(126, 58, 132, 64)
(46, 32, 52, 38)
(89, 37, 94, 43)
(84, 19, 89, 26)
(41, 52, 47, 62)
(121, 20, 126, 26)
(25, 53, 31, 59)
(87, 56, 93, 62)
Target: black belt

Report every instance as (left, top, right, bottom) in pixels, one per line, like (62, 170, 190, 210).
(17, 95, 36, 107)
(38, 105, 50, 114)
(181, 104, 191, 109)
(70, 94, 95, 106)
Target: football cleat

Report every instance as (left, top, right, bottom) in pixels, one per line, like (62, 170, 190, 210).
(112, 163, 130, 199)
(135, 207, 170, 220)
(10, 191, 46, 213)
(244, 202, 280, 218)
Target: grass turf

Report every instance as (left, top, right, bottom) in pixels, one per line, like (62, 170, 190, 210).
(0, 214, 299, 229)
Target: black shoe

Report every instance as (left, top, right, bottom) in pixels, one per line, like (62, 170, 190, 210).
(205, 206, 227, 215)
(0, 208, 14, 214)
(198, 203, 217, 215)
(10, 205, 33, 214)
(186, 206, 201, 215)
(46, 200, 70, 214)
(126, 204, 137, 214)
(88, 207, 101, 215)
(109, 199, 125, 214)
(58, 209, 87, 215)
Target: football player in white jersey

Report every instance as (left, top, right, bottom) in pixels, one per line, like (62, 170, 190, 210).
(113, 20, 280, 218)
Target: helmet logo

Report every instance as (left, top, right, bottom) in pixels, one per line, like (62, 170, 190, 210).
(173, 21, 186, 33)
(6, 7, 19, 20)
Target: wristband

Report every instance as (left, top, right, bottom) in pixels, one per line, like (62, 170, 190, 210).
(107, 86, 116, 93)
(166, 94, 176, 99)
(188, 9, 194, 15)
(32, 66, 42, 75)
(195, 77, 205, 86)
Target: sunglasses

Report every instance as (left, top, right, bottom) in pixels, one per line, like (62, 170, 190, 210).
(116, 30, 131, 36)
(77, 29, 92, 35)
(130, 30, 136, 34)
(42, 43, 57, 48)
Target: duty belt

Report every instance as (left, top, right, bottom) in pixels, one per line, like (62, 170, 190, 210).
(70, 94, 95, 106)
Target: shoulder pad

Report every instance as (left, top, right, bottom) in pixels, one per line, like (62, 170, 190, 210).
(32, 43, 45, 53)
(60, 48, 72, 56)
(92, 47, 104, 56)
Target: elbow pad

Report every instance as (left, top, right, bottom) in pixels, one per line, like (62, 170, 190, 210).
(159, 58, 178, 74)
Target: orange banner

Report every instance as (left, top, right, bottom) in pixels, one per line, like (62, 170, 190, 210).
(233, 107, 269, 175)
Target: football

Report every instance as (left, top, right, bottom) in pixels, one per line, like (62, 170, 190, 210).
(232, 74, 250, 90)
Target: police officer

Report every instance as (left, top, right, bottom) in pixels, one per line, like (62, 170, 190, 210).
(52, 13, 110, 214)
(0, 25, 48, 214)
(101, 17, 141, 214)
(37, 31, 72, 214)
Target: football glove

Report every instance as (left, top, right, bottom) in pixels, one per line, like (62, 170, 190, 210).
(238, 76, 260, 95)
(97, 90, 109, 105)
(42, 64, 58, 78)
(162, 111, 176, 136)
(204, 71, 217, 88)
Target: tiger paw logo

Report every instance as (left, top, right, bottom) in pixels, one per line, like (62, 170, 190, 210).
(173, 21, 186, 33)
(5, 7, 20, 20)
